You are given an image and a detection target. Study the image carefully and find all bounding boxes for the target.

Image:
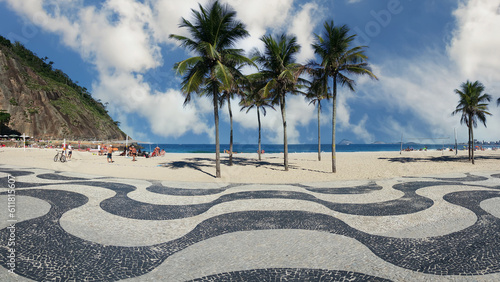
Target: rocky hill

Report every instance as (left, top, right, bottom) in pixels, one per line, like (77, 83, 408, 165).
(0, 36, 126, 140)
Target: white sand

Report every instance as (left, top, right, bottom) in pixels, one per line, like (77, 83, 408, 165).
(0, 147, 499, 183)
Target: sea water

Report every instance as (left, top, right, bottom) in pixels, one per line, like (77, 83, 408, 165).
(137, 143, 472, 154)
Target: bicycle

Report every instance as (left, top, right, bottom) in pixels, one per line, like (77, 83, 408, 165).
(54, 150, 66, 163)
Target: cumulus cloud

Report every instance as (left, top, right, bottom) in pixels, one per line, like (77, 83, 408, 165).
(289, 2, 321, 63)
(92, 71, 213, 138)
(449, 0, 500, 80)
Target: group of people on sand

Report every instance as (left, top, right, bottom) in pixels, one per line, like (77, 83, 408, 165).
(150, 146, 165, 157)
(403, 146, 427, 152)
(60, 143, 73, 160)
(99, 144, 165, 163)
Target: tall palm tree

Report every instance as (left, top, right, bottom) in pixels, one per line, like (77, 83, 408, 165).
(240, 75, 275, 161)
(219, 62, 254, 166)
(306, 66, 330, 161)
(253, 34, 304, 171)
(169, 1, 250, 178)
(221, 88, 236, 166)
(220, 75, 242, 166)
(452, 80, 492, 164)
(312, 20, 377, 173)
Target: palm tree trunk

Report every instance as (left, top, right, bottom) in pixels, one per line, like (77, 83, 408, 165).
(257, 107, 262, 161)
(228, 97, 233, 166)
(332, 76, 337, 173)
(467, 128, 470, 160)
(468, 116, 472, 162)
(318, 102, 321, 161)
(214, 90, 221, 178)
(281, 95, 288, 171)
(471, 120, 475, 165)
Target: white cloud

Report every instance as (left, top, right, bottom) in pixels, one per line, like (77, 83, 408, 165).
(336, 93, 374, 143)
(151, 0, 202, 42)
(77, 0, 160, 72)
(289, 2, 321, 63)
(448, 0, 500, 80)
(357, 54, 464, 142)
(448, 0, 500, 143)
(92, 71, 213, 140)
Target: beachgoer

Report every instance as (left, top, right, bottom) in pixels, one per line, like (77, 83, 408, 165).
(67, 144, 73, 160)
(160, 149, 165, 156)
(131, 146, 137, 161)
(107, 145, 113, 163)
(151, 146, 160, 157)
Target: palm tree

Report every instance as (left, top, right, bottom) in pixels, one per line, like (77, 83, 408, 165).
(220, 77, 241, 166)
(169, 1, 250, 178)
(452, 80, 492, 164)
(221, 88, 236, 166)
(252, 34, 304, 171)
(312, 20, 378, 173)
(240, 76, 275, 161)
(306, 67, 330, 161)
(219, 63, 254, 166)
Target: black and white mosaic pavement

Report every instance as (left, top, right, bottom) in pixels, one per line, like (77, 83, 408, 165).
(1, 164, 500, 281)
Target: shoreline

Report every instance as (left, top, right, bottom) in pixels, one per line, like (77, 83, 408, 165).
(1, 147, 499, 183)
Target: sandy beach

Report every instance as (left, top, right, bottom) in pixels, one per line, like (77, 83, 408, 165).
(1, 147, 499, 183)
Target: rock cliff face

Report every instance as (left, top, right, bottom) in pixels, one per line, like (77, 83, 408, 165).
(0, 46, 126, 140)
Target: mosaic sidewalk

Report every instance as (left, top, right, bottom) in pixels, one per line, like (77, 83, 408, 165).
(1, 164, 500, 281)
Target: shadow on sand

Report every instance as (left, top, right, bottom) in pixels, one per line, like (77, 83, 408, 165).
(158, 156, 331, 178)
(379, 154, 500, 164)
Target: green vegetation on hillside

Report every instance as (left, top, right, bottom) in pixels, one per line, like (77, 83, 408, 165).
(0, 34, 122, 130)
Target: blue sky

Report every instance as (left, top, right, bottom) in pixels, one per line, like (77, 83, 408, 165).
(1, 0, 499, 144)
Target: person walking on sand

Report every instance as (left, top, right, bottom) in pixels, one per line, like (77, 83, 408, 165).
(67, 144, 73, 160)
(107, 145, 113, 163)
(130, 145, 137, 161)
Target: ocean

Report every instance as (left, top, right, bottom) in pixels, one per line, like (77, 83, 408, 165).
(137, 143, 476, 154)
